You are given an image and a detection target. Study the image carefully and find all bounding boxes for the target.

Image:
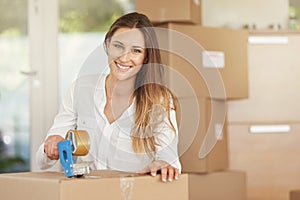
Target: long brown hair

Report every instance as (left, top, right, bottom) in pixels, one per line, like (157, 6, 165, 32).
(104, 12, 176, 157)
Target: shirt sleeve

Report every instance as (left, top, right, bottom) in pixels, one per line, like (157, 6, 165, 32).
(154, 106, 182, 172)
(36, 81, 78, 170)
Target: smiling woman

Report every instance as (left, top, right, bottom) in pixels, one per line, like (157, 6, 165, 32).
(37, 12, 182, 183)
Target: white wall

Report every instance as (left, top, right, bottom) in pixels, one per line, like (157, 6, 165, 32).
(202, 0, 289, 29)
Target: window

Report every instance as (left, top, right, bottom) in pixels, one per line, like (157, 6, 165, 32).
(0, 0, 30, 173)
(58, 0, 135, 99)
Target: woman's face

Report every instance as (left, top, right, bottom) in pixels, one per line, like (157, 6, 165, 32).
(107, 27, 146, 82)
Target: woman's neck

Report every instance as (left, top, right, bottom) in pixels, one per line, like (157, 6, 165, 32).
(105, 74, 135, 100)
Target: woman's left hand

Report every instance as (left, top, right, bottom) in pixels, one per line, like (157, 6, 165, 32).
(138, 160, 180, 182)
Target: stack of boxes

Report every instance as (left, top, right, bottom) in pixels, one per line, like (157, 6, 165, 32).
(136, 0, 248, 199)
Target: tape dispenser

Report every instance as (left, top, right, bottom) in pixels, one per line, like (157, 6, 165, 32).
(58, 130, 90, 178)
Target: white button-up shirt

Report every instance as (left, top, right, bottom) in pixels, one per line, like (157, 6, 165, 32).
(36, 74, 181, 172)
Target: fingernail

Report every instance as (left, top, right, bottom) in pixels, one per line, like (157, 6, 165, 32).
(151, 172, 156, 177)
(175, 176, 179, 180)
(162, 178, 167, 182)
(168, 178, 173, 182)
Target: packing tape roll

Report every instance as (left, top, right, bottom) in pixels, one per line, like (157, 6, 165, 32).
(66, 130, 90, 156)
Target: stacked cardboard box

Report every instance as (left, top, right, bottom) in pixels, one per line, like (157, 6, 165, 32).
(291, 190, 300, 200)
(176, 97, 228, 173)
(136, 1, 248, 199)
(136, 0, 201, 24)
(174, 97, 246, 200)
(156, 23, 248, 100)
(189, 170, 246, 200)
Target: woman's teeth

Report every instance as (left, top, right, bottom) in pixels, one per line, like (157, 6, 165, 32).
(117, 63, 130, 70)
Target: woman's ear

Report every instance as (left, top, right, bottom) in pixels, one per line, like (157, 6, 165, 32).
(143, 57, 148, 64)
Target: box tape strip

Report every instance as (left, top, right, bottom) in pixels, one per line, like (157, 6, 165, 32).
(65, 130, 90, 156)
(120, 177, 134, 200)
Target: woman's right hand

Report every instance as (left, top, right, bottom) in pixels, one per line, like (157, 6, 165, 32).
(44, 135, 65, 160)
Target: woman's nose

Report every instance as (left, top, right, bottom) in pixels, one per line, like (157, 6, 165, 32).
(119, 51, 131, 62)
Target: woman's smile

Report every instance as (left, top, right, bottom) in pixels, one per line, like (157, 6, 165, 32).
(115, 61, 132, 71)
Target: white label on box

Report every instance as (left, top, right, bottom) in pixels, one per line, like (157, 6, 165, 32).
(215, 123, 224, 140)
(202, 51, 225, 68)
(249, 125, 291, 133)
(248, 36, 289, 44)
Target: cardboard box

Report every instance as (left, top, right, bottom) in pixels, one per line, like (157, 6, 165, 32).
(135, 0, 201, 24)
(0, 170, 189, 200)
(176, 97, 228, 173)
(228, 34, 300, 122)
(156, 23, 248, 99)
(188, 170, 247, 200)
(290, 190, 300, 200)
(228, 124, 300, 200)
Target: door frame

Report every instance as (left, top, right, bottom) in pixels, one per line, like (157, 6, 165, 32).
(28, 0, 59, 171)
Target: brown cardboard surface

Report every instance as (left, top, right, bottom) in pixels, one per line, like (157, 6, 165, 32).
(228, 124, 300, 200)
(0, 170, 189, 200)
(188, 170, 247, 200)
(228, 34, 300, 122)
(156, 23, 248, 99)
(290, 190, 300, 200)
(177, 97, 228, 173)
(135, 0, 201, 24)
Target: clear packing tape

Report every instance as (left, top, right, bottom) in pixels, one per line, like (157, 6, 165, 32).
(84, 170, 137, 199)
(120, 177, 134, 200)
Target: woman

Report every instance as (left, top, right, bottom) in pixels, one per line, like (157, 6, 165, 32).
(36, 12, 181, 182)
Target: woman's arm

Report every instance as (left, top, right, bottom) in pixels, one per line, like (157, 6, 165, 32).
(140, 106, 181, 182)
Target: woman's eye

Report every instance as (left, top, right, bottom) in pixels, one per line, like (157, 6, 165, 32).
(132, 48, 142, 54)
(113, 44, 123, 49)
